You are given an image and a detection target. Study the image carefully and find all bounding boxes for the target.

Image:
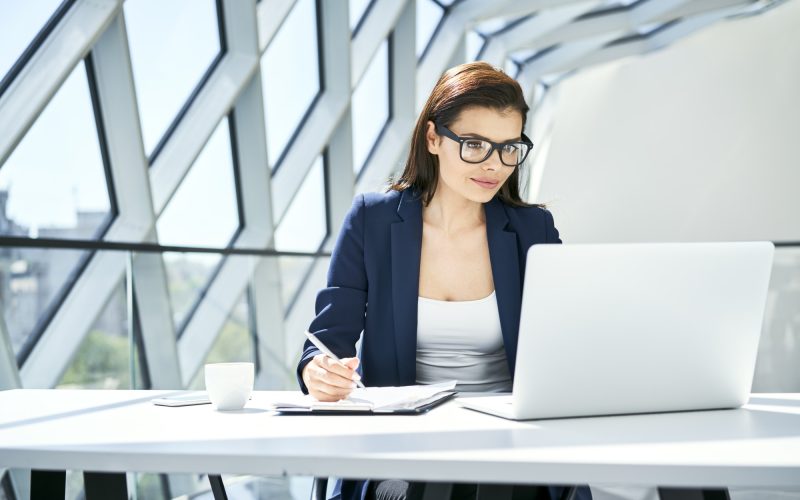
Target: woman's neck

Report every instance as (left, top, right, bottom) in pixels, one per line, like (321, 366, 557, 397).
(423, 185, 484, 235)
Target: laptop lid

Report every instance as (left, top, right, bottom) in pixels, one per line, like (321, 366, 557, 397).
(511, 242, 774, 420)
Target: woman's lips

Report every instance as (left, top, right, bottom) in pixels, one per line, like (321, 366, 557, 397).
(471, 178, 499, 189)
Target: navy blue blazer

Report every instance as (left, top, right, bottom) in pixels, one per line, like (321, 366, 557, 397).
(297, 188, 561, 391)
(296, 189, 592, 500)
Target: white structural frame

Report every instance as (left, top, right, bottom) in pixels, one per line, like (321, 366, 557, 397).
(0, 4, 784, 498)
(1, 0, 773, 389)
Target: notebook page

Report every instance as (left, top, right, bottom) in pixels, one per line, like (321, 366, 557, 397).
(272, 380, 456, 410)
(346, 380, 457, 410)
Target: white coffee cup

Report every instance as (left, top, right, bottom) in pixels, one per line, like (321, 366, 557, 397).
(204, 362, 254, 411)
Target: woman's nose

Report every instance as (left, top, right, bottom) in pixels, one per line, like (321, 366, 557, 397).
(481, 151, 502, 171)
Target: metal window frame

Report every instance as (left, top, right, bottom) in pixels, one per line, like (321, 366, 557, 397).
(0, 0, 782, 419)
(15, 55, 120, 368)
(351, 0, 379, 38)
(354, 35, 394, 180)
(268, 0, 327, 174)
(141, 0, 228, 165)
(169, 113, 247, 340)
(0, 0, 77, 99)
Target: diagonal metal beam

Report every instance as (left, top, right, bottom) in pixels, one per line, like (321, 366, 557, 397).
(555, 0, 755, 79)
(256, 0, 298, 54)
(0, 0, 121, 166)
(351, 0, 409, 90)
(149, 52, 259, 216)
(479, 2, 605, 67)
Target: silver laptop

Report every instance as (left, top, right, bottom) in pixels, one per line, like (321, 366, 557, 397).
(458, 242, 774, 420)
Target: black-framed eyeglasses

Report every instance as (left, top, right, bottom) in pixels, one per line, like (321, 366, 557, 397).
(435, 122, 534, 167)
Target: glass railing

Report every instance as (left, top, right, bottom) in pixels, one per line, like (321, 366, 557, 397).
(1, 237, 798, 500)
(752, 243, 800, 393)
(0, 237, 331, 500)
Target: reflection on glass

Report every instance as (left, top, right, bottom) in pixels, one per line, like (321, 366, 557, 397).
(416, 0, 444, 59)
(156, 118, 239, 248)
(163, 252, 222, 329)
(352, 39, 389, 174)
(0, 0, 64, 85)
(188, 289, 254, 389)
(349, 0, 372, 31)
(752, 247, 800, 392)
(467, 31, 486, 61)
(274, 156, 327, 310)
(58, 278, 144, 389)
(261, 0, 321, 169)
(0, 61, 112, 356)
(157, 117, 239, 329)
(124, 0, 221, 156)
(67, 469, 168, 499)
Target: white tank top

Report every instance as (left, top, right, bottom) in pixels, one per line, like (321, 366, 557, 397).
(415, 291, 513, 393)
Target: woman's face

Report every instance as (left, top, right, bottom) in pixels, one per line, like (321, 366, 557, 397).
(426, 106, 522, 204)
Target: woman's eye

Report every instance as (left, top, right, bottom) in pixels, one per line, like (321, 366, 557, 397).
(465, 140, 485, 150)
(502, 144, 518, 154)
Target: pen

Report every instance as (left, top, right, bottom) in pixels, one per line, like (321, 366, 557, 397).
(304, 331, 366, 389)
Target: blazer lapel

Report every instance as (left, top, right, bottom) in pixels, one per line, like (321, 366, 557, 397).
(390, 190, 423, 385)
(484, 198, 521, 377)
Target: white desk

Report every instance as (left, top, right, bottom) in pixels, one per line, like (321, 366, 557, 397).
(1, 390, 799, 497)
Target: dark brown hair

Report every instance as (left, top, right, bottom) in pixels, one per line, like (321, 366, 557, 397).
(390, 61, 536, 207)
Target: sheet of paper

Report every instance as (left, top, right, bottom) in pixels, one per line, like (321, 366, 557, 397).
(347, 380, 457, 410)
(272, 380, 457, 411)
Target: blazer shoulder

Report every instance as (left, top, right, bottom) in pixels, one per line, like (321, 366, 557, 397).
(504, 202, 552, 224)
(362, 189, 401, 207)
(359, 190, 403, 222)
(502, 202, 560, 243)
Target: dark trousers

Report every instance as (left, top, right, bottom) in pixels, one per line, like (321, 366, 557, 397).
(367, 480, 581, 500)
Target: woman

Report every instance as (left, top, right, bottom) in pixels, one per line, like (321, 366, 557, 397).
(297, 62, 591, 500)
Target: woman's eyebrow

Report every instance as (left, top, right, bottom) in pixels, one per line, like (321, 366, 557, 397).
(460, 131, 522, 143)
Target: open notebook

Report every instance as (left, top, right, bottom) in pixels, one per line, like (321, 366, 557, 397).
(272, 381, 457, 415)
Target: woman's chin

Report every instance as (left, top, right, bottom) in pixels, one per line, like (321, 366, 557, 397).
(462, 187, 498, 204)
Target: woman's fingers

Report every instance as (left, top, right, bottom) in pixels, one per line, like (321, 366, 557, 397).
(316, 355, 362, 383)
(312, 363, 356, 389)
(315, 381, 354, 400)
(303, 355, 360, 402)
(341, 357, 360, 370)
(308, 376, 354, 401)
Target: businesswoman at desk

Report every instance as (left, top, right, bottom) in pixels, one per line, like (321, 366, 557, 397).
(297, 62, 591, 500)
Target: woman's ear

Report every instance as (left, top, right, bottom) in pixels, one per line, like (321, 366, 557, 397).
(425, 120, 439, 155)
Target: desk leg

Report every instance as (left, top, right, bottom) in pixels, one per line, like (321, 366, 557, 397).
(30, 470, 65, 500)
(208, 474, 228, 500)
(83, 471, 128, 500)
(658, 488, 731, 500)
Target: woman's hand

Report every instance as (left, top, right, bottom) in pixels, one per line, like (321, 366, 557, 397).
(302, 354, 361, 402)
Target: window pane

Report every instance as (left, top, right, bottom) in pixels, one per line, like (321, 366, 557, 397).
(157, 117, 240, 328)
(261, 0, 321, 169)
(352, 40, 389, 174)
(188, 288, 254, 389)
(162, 252, 221, 329)
(124, 0, 221, 156)
(0, 61, 113, 356)
(467, 31, 486, 61)
(274, 156, 327, 310)
(58, 278, 144, 389)
(0, 0, 65, 84)
(156, 118, 239, 248)
(752, 247, 800, 392)
(274, 156, 326, 252)
(349, 0, 372, 32)
(416, 0, 444, 59)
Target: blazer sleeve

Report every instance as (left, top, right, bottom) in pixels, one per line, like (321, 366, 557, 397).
(544, 209, 562, 244)
(296, 194, 368, 393)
